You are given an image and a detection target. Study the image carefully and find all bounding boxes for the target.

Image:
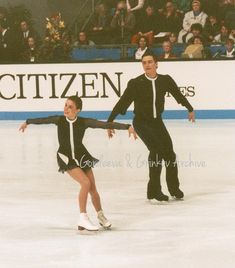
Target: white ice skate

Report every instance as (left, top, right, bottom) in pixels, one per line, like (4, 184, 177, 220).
(78, 213, 99, 231)
(97, 210, 111, 229)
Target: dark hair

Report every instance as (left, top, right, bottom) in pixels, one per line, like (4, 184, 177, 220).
(191, 23, 203, 32)
(142, 51, 158, 62)
(68, 95, 83, 110)
(138, 35, 149, 47)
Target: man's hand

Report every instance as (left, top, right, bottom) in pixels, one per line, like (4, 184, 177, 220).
(107, 129, 115, 138)
(128, 126, 138, 140)
(188, 111, 195, 123)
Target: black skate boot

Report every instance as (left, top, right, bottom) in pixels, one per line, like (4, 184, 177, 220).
(148, 191, 169, 202)
(170, 188, 184, 200)
(155, 192, 169, 201)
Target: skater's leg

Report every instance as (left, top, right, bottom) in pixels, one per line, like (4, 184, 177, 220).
(84, 168, 101, 212)
(67, 167, 98, 231)
(156, 120, 181, 196)
(147, 151, 163, 198)
(67, 167, 91, 213)
(85, 168, 111, 228)
(133, 118, 168, 200)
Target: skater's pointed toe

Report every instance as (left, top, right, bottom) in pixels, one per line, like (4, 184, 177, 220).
(97, 210, 112, 229)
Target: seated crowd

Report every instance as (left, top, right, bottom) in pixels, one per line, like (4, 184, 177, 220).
(0, 0, 235, 63)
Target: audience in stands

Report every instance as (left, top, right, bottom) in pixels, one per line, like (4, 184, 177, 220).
(18, 20, 40, 54)
(168, 32, 178, 44)
(134, 35, 150, 60)
(89, 3, 111, 44)
(110, 0, 136, 43)
(73, 31, 95, 46)
(186, 23, 203, 43)
(0, 1, 235, 62)
(0, 19, 18, 62)
(21, 36, 40, 63)
(160, 1, 183, 34)
(38, 37, 54, 63)
(220, 38, 235, 57)
(203, 14, 221, 42)
(131, 4, 161, 46)
(158, 40, 178, 59)
(213, 24, 230, 42)
(229, 27, 235, 41)
(178, 0, 208, 43)
(172, 0, 191, 14)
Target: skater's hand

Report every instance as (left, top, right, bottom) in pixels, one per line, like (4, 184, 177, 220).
(19, 122, 27, 133)
(188, 111, 195, 123)
(107, 129, 115, 138)
(128, 126, 138, 140)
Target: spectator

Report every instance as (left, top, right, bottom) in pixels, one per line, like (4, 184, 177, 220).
(168, 32, 178, 45)
(220, 38, 235, 57)
(131, 5, 161, 46)
(21, 36, 40, 63)
(203, 14, 221, 42)
(110, 0, 136, 43)
(73, 31, 95, 46)
(89, 3, 111, 44)
(158, 40, 177, 59)
(186, 23, 203, 43)
(161, 1, 183, 34)
(191, 35, 211, 58)
(229, 27, 235, 41)
(172, 0, 191, 14)
(213, 24, 230, 42)
(134, 35, 151, 60)
(0, 19, 18, 62)
(178, 0, 208, 43)
(18, 20, 40, 53)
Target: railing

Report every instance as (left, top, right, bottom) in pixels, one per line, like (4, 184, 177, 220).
(70, 43, 234, 62)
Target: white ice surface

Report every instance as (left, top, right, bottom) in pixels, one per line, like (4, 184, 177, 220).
(0, 120, 235, 268)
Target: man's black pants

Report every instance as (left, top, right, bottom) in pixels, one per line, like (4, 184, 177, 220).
(133, 117, 180, 198)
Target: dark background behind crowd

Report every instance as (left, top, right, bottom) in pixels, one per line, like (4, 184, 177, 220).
(0, 0, 235, 63)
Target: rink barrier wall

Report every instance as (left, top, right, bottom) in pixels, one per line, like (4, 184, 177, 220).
(0, 61, 235, 120)
(1, 110, 235, 120)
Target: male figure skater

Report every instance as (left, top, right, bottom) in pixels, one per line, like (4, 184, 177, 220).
(107, 52, 195, 201)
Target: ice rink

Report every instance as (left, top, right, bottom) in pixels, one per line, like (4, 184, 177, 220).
(0, 119, 235, 268)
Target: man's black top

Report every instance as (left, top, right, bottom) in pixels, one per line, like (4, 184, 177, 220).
(108, 73, 193, 122)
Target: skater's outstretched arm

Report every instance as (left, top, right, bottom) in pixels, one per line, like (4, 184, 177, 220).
(166, 75, 195, 123)
(84, 118, 137, 140)
(19, 115, 61, 132)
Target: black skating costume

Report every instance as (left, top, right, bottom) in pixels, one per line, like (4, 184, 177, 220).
(26, 116, 130, 172)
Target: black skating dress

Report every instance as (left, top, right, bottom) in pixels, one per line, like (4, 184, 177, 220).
(26, 115, 130, 172)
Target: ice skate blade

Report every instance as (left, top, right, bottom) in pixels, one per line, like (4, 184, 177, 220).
(171, 196, 184, 201)
(78, 226, 99, 231)
(99, 223, 112, 230)
(148, 199, 169, 205)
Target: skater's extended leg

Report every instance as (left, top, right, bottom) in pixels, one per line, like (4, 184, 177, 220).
(85, 168, 111, 228)
(67, 167, 98, 231)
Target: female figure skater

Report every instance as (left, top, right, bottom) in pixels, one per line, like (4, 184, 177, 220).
(19, 95, 137, 231)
